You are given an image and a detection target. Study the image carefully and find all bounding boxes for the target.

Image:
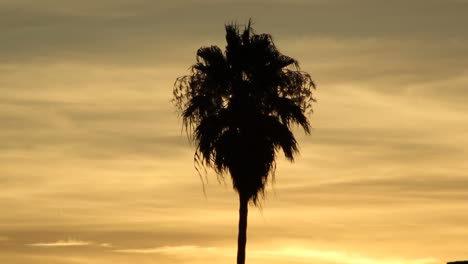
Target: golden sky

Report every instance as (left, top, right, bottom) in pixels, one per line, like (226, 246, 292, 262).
(1, 1, 468, 263)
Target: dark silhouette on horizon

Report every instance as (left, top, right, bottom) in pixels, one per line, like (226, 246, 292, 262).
(173, 20, 315, 264)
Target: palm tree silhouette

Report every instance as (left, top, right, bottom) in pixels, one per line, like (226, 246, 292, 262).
(173, 20, 315, 264)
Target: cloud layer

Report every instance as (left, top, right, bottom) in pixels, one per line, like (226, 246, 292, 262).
(1, 1, 468, 264)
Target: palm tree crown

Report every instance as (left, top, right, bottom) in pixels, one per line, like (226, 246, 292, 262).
(174, 21, 315, 203)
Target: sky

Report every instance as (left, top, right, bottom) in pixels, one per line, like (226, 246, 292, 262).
(1, 0, 468, 263)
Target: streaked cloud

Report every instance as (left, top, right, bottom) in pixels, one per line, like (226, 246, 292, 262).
(28, 239, 92, 247)
(99, 243, 113, 248)
(27, 239, 112, 248)
(1, 0, 467, 263)
(114, 245, 438, 264)
(2, 0, 467, 64)
(114, 245, 216, 254)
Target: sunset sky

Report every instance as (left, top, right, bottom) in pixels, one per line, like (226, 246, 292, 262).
(1, 1, 468, 263)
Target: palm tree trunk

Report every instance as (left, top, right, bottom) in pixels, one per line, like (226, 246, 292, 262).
(237, 194, 248, 264)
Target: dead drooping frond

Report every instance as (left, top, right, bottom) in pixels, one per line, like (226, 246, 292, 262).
(173, 20, 315, 204)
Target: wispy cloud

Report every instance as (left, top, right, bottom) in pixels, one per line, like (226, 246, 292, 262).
(113, 245, 438, 264)
(27, 239, 111, 247)
(99, 243, 113, 247)
(113, 245, 216, 254)
(28, 239, 91, 247)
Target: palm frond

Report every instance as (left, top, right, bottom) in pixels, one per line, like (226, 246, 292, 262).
(173, 20, 316, 204)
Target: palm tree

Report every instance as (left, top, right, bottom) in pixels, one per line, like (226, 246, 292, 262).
(173, 20, 315, 264)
